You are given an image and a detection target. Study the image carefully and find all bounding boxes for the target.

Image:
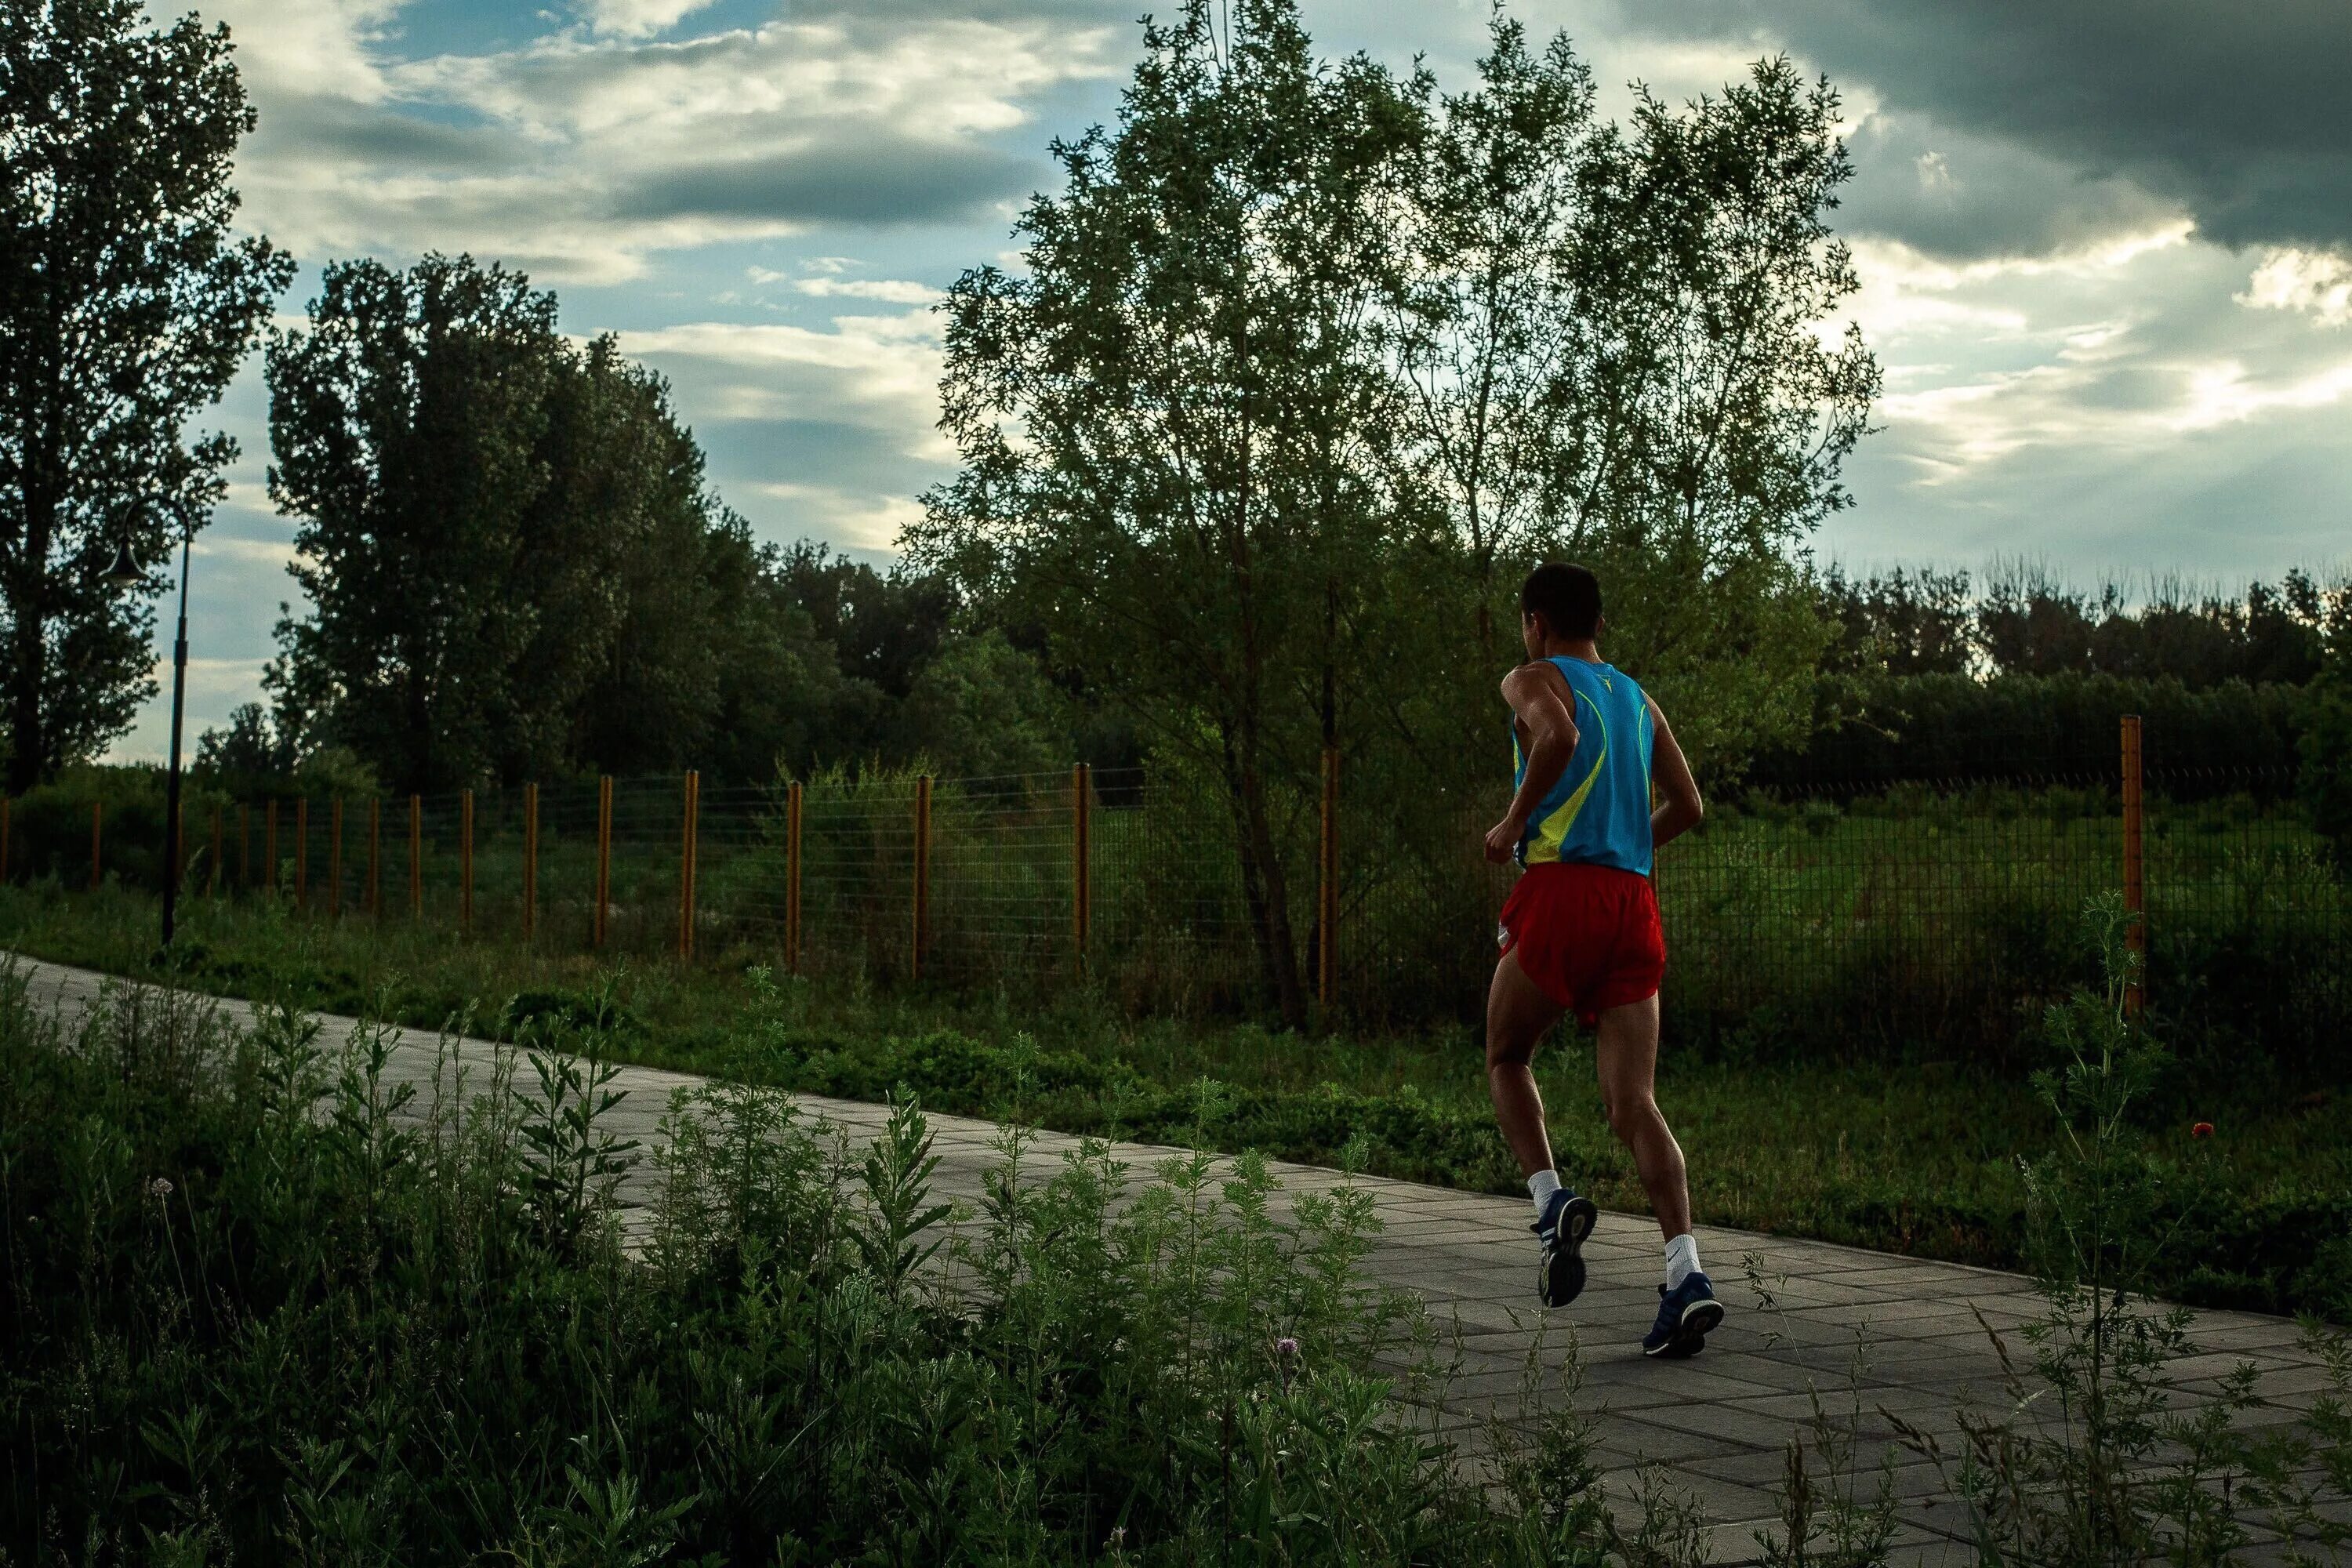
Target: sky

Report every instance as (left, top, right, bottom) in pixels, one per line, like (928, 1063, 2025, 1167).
(114, 0, 2352, 759)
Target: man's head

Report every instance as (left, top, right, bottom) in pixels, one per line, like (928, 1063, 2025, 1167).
(1519, 562, 1602, 655)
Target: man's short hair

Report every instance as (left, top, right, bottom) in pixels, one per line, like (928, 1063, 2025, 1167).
(1521, 563, 1602, 640)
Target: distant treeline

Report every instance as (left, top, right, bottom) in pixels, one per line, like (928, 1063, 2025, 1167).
(1750, 672, 2311, 792)
(1762, 563, 2351, 792)
(1817, 561, 2347, 689)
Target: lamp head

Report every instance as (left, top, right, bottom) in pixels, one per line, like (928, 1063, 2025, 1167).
(102, 541, 143, 591)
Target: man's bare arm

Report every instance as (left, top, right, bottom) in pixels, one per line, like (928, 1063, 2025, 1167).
(1484, 664, 1581, 864)
(1647, 694, 1704, 851)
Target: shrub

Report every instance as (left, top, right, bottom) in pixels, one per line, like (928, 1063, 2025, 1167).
(0, 962, 1602, 1563)
(2300, 652, 2352, 866)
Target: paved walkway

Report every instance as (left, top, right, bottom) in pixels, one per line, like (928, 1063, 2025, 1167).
(16, 956, 2332, 1566)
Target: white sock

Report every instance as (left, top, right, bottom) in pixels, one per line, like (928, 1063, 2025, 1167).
(1527, 1169, 1562, 1220)
(1664, 1232, 1700, 1290)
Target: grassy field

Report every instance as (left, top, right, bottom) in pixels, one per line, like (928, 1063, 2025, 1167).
(154, 774, 2350, 1070)
(4, 878, 2345, 1323)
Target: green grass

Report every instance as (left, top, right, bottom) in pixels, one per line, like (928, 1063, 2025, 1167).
(3, 879, 2346, 1322)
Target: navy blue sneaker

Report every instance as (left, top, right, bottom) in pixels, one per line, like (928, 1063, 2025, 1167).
(1643, 1272, 1724, 1357)
(1533, 1188, 1599, 1308)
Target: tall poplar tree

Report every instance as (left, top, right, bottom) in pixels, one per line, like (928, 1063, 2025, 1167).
(0, 0, 290, 789)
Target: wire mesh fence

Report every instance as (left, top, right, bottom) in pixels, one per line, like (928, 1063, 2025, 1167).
(80, 727, 2345, 1063)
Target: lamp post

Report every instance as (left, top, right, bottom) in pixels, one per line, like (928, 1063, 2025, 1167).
(104, 532, 191, 946)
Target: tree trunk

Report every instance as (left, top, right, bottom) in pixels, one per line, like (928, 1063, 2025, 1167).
(1226, 746, 1307, 1028)
(5, 620, 44, 797)
(5, 492, 53, 796)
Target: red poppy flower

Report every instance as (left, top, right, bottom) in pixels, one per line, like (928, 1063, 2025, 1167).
(2190, 1121, 2215, 1139)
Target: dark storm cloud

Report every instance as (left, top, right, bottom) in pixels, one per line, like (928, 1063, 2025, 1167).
(1835, 117, 2177, 260)
(611, 136, 1042, 227)
(1634, 0, 2352, 254)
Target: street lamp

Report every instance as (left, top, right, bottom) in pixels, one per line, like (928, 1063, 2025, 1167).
(104, 532, 192, 946)
(158, 528, 192, 947)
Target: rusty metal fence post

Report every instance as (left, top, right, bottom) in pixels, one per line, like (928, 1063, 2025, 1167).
(594, 775, 612, 949)
(677, 771, 699, 962)
(296, 797, 309, 911)
(368, 799, 379, 918)
(1317, 747, 1338, 1012)
(2122, 713, 2145, 1018)
(1073, 763, 1091, 978)
(265, 800, 278, 897)
(209, 806, 221, 898)
(786, 779, 803, 974)
(408, 795, 421, 922)
(459, 789, 474, 935)
(912, 775, 931, 982)
(89, 801, 102, 891)
(329, 799, 343, 918)
(522, 782, 539, 942)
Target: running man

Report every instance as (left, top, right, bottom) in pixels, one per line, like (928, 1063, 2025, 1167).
(1483, 563, 1719, 1358)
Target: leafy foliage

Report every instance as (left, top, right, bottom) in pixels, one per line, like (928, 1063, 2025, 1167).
(0, 963, 1672, 1562)
(2299, 638, 2352, 866)
(264, 256, 848, 793)
(1887, 895, 2352, 1567)
(0, 0, 292, 789)
(918, 2, 1877, 1018)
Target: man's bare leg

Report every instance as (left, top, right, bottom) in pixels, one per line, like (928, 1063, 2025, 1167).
(1592, 994, 1691, 1240)
(1486, 949, 1566, 1178)
(1489, 948, 1596, 1307)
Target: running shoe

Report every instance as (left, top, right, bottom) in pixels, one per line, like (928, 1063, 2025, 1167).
(1533, 1187, 1599, 1308)
(1643, 1272, 1724, 1358)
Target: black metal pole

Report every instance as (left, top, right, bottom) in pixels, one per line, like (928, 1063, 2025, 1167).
(161, 531, 190, 946)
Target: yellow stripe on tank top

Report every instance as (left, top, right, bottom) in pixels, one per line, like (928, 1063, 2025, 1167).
(1527, 691, 1608, 865)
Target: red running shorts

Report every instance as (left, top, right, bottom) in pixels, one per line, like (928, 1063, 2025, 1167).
(1497, 862, 1665, 1029)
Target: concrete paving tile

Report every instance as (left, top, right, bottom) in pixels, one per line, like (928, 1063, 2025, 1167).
(1628, 1400, 1829, 1451)
(1592, 1421, 1753, 1467)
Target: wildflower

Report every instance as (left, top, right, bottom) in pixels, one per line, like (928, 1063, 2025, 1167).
(147, 1177, 173, 1200)
(1275, 1336, 1298, 1356)
(2190, 1121, 2215, 1139)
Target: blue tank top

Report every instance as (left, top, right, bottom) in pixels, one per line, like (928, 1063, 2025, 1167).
(1512, 656, 1655, 874)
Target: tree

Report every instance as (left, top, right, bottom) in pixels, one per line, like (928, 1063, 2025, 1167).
(269, 256, 843, 790)
(0, 0, 290, 791)
(1551, 59, 1876, 767)
(914, 0, 1425, 1023)
(1817, 564, 1975, 677)
(267, 255, 565, 792)
(2299, 634, 2352, 868)
(1387, 16, 1599, 673)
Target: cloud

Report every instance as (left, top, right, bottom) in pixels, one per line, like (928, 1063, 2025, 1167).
(225, 12, 1116, 282)
(209, 0, 405, 105)
(792, 277, 939, 304)
(1832, 114, 2183, 263)
(612, 308, 955, 545)
(617, 310, 945, 443)
(575, 0, 725, 40)
(610, 138, 1038, 227)
(1620, 0, 2352, 255)
(1808, 227, 2352, 575)
(2239, 249, 2352, 328)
